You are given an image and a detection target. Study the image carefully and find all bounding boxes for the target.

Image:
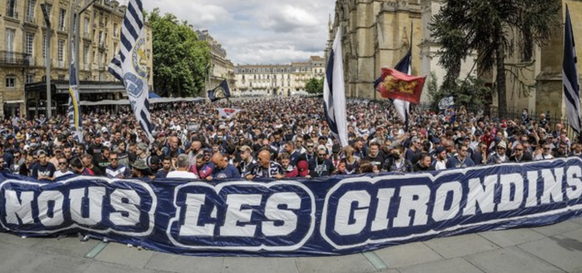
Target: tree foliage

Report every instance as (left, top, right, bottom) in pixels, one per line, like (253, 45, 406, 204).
(148, 9, 210, 97)
(305, 78, 324, 94)
(430, 0, 560, 113)
(428, 75, 493, 110)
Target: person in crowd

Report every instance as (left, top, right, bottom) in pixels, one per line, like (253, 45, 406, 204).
(105, 152, 131, 179)
(308, 145, 335, 177)
(167, 154, 198, 179)
(71, 157, 95, 176)
(279, 152, 299, 178)
(238, 145, 257, 177)
(488, 141, 509, 164)
(82, 154, 103, 176)
(413, 153, 435, 172)
(54, 156, 73, 178)
(335, 159, 348, 175)
(343, 146, 360, 175)
(19, 154, 34, 176)
(383, 145, 413, 173)
(364, 142, 385, 170)
(131, 160, 152, 180)
(246, 149, 285, 180)
(95, 146, 111, 173)
(447, 144, 476, 168)
(207, 152, 240, 180)
(32, 150, 56, 181)
(433, 146, 448, 170)
(190, 154, 212, 179)
(509, 143, 533, 163)
(155, 156, 173, 179)
(405, 137, 422, 163)
(534, 142, 555, 161)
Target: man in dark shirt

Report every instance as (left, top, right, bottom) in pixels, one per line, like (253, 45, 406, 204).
(308, 145, 335, 177)
(364, 142, 385, 170)
(207, 152, 241, 180)
(32, 151, 56, 180)
(509, 143, 533, 163)
(413, 153, 436, 172)
(155, 156, 173, 178)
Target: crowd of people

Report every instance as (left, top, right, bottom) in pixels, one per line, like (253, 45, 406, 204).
(0, 97, 579, 182)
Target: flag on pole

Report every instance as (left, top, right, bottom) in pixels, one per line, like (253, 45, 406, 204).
(108, 0, 154, 143)
(323, 27, 349, 147)
(563, 4, 581, 135)
(68, 45, 82, 142)
(216, 108, 242, 119)
(208, 79, 231, 102)
(377, 67, 425, 104)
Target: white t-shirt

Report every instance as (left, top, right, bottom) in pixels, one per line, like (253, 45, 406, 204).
(55, 170, 73, 178)
(166, 170, 198, 179)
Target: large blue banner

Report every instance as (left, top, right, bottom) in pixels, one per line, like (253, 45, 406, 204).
(2, 158, 582, 256)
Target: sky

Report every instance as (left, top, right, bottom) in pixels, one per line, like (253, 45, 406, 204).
(139, 0, 337, 65)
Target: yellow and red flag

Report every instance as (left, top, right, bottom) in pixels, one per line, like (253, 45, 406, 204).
(376, 68, 426, 104)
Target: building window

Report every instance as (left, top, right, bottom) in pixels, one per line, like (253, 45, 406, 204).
(6, 76, 16, 88)
(83, 45, 89, 70)
(7, 0, 17, 18)
(84, 17, 90, 37)
(59, 9, 66, 31)
(58, 39, 65, 62)
(26, 0, 36, 22)
(25, 33, 34, 55)
(26, 74, 35, 83)
(5, 29, 15, 63)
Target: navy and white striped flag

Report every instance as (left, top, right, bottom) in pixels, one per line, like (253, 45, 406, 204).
(563, 4, 581, 135)
(108, 0, 154, 143)
(68, 43, 82, 142)
(323, 27, 349, 147)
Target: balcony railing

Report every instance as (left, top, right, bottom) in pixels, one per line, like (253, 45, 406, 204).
(0, 51, 32, 66)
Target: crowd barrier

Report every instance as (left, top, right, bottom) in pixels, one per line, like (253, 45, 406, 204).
(2, 158, 582, 256)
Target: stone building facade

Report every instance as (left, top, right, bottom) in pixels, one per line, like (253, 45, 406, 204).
(197, 30, 235, 93)
(329, 0, 582, 121)
(327, 0, 423, 99)
(233, 56, 325, 97)
(0, 0, 153, 118)
(493, 0, 581, 122)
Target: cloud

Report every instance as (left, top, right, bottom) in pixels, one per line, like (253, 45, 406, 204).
(261, 5, 319, 33)
(141, 0, 336, 64)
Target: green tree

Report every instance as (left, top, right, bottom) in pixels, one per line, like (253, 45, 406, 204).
(430, 0, 560, 113)
(428, 75, 493, 110)
(305, 78, 324, 94)
(148, 9, 210, 97)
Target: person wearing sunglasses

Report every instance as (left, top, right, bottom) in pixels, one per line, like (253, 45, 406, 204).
(106, 152, 131, 179)
(487, 141, 509, 165)
(54, 156, 73, 178)
(534, 142, 554, 161)
(307, 145, 335, 178)
(509, 143, 532, 163)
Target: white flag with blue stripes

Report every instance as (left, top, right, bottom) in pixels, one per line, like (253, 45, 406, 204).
(323, 27, 348, 147)
(108, 0, 154, 143)
(68, 43, 82, 142)
(563, 5, 581, 135)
